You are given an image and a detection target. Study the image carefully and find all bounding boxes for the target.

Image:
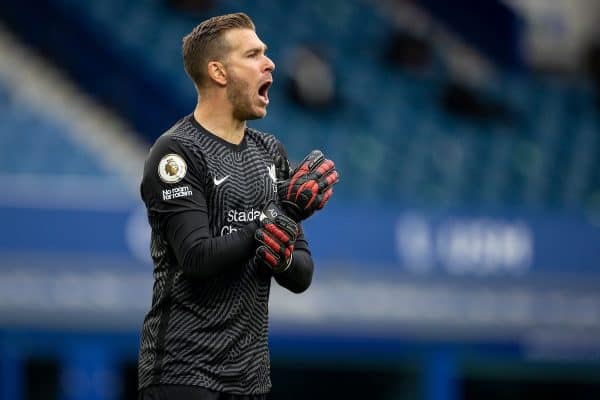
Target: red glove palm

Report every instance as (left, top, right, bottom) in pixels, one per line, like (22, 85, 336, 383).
(276, 150, 339, 221)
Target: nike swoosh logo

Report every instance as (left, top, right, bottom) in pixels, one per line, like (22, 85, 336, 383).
(214, 175, 230, 186)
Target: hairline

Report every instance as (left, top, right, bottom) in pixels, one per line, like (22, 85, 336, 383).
(182, 13, 257, 89)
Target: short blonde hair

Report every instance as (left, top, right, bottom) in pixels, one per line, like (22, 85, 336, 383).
(182, 13, 255, 88)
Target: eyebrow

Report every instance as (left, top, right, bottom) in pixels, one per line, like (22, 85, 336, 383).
(244, 45, 268, 55)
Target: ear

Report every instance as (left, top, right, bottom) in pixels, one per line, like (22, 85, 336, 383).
(207, 61, 227, 86)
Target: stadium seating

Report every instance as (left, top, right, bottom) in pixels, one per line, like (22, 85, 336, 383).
(8, 0, 599, 211)
(0, 80, 113, 177)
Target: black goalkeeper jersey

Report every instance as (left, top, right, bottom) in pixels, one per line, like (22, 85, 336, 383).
(137, 114, 310, 394)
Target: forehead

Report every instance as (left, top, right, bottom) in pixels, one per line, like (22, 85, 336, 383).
(223, 28, 266, 53)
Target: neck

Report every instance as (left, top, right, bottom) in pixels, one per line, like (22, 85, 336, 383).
(193, 93, 246, 145)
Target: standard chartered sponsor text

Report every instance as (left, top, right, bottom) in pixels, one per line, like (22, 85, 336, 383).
(221, 208, 261, 235)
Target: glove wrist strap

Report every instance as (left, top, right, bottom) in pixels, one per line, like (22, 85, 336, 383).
(275, 253, 293, 274)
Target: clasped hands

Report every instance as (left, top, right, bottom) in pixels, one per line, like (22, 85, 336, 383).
(255, 150, 339, 273)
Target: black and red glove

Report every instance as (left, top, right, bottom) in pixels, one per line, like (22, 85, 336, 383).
(255, 201, 299, 273)
(276, 150, 339, 222)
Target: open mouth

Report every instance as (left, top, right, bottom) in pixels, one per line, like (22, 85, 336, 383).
(258, 81, 272, 104)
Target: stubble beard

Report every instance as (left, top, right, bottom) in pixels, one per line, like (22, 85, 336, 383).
(226, 69, 264, 121)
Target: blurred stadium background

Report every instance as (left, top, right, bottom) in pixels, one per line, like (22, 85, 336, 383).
(1, 0, 600, 399)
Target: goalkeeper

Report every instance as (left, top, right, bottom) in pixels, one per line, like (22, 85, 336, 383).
(137, 12, 339, 400)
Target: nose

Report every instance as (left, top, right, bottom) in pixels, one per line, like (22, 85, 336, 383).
(264, 55, 275, 73)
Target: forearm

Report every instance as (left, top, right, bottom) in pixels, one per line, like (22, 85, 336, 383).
(179, 222, 259, 279)
(165, 210, 259, 279)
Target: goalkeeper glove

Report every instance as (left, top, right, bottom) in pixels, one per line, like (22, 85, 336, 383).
(276, 150, 339, 222)
(255, 200, 299, 273)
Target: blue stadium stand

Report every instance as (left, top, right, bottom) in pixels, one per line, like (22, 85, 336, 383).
(7, 0, 595, 211)
(0, 89, 110, 177)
